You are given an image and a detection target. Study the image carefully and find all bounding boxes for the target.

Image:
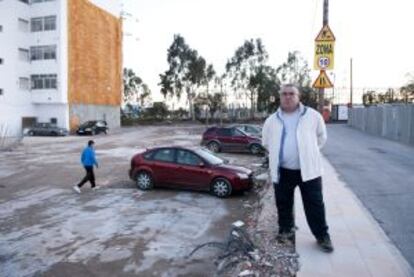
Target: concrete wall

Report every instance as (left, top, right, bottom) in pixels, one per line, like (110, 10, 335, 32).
(349, 104, 414, 146)
(69, 104, 120, 131)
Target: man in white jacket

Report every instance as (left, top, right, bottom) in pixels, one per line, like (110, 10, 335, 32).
(262, 84, 333, 252)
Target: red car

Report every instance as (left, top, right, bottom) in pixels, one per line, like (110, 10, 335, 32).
(129, 146, 253, 197)
(201, 126, 263, 155)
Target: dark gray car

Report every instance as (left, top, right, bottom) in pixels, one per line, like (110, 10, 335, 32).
(76, 120, 108, 135)
(27, 123, 68, 136)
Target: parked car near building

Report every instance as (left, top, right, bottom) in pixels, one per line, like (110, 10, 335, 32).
(129, 146, 253, 198)
(76, 120, 108, 135)
(201, 126, 264, 155)
(26, 123, 68, 136)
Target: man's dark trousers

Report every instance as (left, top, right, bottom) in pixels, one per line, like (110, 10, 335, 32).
(77, 166, 96, 188)
(274, 167, 329, 240)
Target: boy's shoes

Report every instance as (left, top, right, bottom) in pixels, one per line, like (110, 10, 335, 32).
(73, 186, 81, 194)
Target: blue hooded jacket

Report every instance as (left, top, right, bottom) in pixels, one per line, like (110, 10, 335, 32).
(81, 146, 98, 167)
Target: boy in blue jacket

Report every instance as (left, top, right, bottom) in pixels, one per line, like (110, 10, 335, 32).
(73, 140, 99, 193)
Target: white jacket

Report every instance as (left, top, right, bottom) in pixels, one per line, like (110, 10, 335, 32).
(262, 104, 327, 183)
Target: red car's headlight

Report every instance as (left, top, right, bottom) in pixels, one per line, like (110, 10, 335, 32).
(237, 173, 249, 179)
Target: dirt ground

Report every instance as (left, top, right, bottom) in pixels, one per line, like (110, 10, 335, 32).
(0, 125, 266, 277)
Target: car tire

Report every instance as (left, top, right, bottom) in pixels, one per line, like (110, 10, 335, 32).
(91, 129, 96, 136)
(51, 132, 58, 136)
(207, 141, 220, 153)
(211, 177, 232, 198)
(28, 131, 34, 136)
(136, 171, 154, 191)
(250, 144, 261, 155)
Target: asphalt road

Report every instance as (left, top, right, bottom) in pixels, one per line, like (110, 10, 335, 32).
(323, 124, 414, 269)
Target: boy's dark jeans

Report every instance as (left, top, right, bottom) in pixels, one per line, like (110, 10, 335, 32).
(77, 166, 96, 188)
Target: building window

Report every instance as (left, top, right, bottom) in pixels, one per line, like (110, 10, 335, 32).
(43, 45, 56, 59)
(44, 16, 56, 31)
(31, 16, 56, 32)
(50, 118, 57, 124)
(18, 0, 29, 4)
(31, 74, 57, 90)
(0, 58, 3, 64)
(18, 18, 29, 32)
(19, 77, 30, 90)
(30, 45, 56, 61)
(0, 89, 3, 96)
(18, 48, 30, 62)
(30, 47, 42, 60)
(31, 17, 43, 32)
(0, 25, 3, 32)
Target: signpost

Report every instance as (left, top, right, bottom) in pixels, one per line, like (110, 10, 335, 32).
(314, 25, 335, 71)
(313, 22, 335, 113)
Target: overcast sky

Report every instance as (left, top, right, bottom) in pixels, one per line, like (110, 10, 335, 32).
(122, 0, 413, 104)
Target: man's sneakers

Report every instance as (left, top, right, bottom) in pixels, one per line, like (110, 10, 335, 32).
(73, 186, 81, 194)
(276, 229, 295, 242)
(92, 186, 100, 191)
(317, 235, 334, 253)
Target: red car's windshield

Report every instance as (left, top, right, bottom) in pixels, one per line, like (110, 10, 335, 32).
(194, 148, 223, 165)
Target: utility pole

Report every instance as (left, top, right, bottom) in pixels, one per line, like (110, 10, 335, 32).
(318, 0, 329, 113)
(331, 72, 336, 104)
(323, 0, 329, 25)
(219, 78, 223, 126)
(350, 58, 353, 107)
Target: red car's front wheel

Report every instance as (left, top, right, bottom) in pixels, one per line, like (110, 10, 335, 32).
(136, 171, 154, 190)
(211, 178, 232, 198)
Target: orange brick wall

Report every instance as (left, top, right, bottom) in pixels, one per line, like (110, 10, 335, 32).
(68, 0, 122, 107)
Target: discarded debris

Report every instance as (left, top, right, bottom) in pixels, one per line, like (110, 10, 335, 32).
(188, 221, 256, 260)
(188, 221, 257, 274)
(232, 220, 246, 228)
(188, 218, 299, 276)
(239, 269, 254, 276)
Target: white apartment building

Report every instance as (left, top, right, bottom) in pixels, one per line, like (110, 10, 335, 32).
(0, 0, 122, 137)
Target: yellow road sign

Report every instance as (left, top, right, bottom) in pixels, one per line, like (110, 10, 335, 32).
(312, 70, 333, 89)
(314, 24, 335, 70)
(314, 41, 335, 70)
(315, 25, 335, 42)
